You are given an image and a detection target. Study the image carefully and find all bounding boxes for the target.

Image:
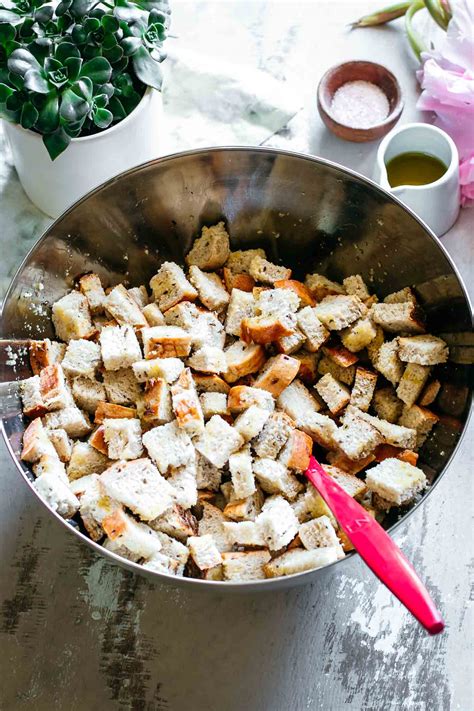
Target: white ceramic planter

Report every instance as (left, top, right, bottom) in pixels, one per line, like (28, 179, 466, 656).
(3, 87, 163, 218)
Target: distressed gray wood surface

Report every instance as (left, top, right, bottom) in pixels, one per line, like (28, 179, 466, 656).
(1, 2, 473, 710)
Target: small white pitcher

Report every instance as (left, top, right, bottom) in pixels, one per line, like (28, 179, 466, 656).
(374, 122, 460, 236)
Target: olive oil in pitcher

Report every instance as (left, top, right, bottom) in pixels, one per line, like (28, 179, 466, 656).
(386, 152, 447, 188)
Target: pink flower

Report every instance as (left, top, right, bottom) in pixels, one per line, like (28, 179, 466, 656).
(417, 0, 474, 206)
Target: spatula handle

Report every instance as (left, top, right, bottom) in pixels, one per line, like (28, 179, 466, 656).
(306, 457, 444, 635)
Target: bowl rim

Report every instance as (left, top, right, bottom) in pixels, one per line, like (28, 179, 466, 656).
(317, 60, 404, 134)
(1, 144, 472, 591)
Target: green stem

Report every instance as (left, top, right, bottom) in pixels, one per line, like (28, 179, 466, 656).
(405, 0, 428, 60)
(350, 1, 412, 28)
(424, 0, 451, 29)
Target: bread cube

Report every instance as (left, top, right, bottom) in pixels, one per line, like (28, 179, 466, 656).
(99, 325, 142, 371)
(44, 405, 92, 438)
(21, 375, 47, 418)
(397, 334, 448, 365)
(150, 504, 198, 542)
(225, 248, 266, 275)
(374, 340, 404, 385)
(370, 302, 425, 334)
(324, 465, 367, 499)
(278, 429, 312, 472)
(104, 284, 147, 329)
(188, 534, 223, 570)
(274, 279, 316, 307)
(164, 300, 200, 330)
(256, 287, 299, 319)
(334, 415, 383, 460)
(188, 266, 230, 312)
(304, 273, 345, 300)
(139, 378, 172, 424)
(299, 515, 342, 551)
(103, 418, 143, 460)
(222, 550, 271, 581)
(102, 509, 163, 559)
(194, 415, 244, 468)
(171, 367, 205, 436)
(350, 367, 378, 412)
(155, 531, 189, 566)
(198, 502, 232, 552)
(227, 385, 275, 414)
(223, 521, 265, 547)
(313, 295, 366, 331)
(340, 317, 377, 353)
(185, 222, 230, 270)
(276, 328, 307, 355)
(253, 411, 295, 459)
(315, 373, 350, 415)
(150, 262, 198, 312)
(21, 418, 57, 462)
(67, 441, 110, 480)
(229, 445, 255, 499)
(132, 357, 183, 384)
(419, 379, 441, 407)
(79, 273, 106, 314)
(72, 376, 107, 413)
(167, 461, 198, 509)
(196, 452, 222, 491)
(276, 379, 321, 422)
(234, 405, 270, 442)
(383, 287, 417, 305)
(142, 326, 191, 359)
(199, 392, 228, 420)
(291, 486, 337, 527)
(365, 458, 427, 506)
(317, 355, 356, 386)
(62, 339, 101, 378)
(253, 459, 303, 501)
(343, 274, 370, 300)
(29, 338, 66, 375)
(398, 404, 439, 448)
(193, 373, 230, 395)
(32, 453, 68, 483)
(325, 450, 375, 475)
(188, 346, 226, 374)
(142, 302, 165, 328)
(253, 354, 300, 397)
(346, 406, 417, 450)
(142, 420, 194, 473)
(256, 496, 299, 550)
(224, 490, 264, 522)
(241, 314, 293, 345)
(48, 428, 72, 462)
(263, 547, 339, 577)
(33, 472, 79, 518)
(141, 553, 182, 576)
(293, 350, 320, 385)
(101, 458, 175, 520)
(373, 386, 403, 423)
(249, 255, 291, 284)
(39, 363, 71, 411)
(396, 363, 431, 407)
(225, 289, 256, 337)
(224, 341, 266, 383)
(52, 291, 93, 341)
(223, 268, 255, 293)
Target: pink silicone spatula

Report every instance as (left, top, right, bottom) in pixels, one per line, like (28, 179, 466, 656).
(305, 456, 444, 635)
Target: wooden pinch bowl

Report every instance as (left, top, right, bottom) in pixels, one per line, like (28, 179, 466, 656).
(317, 60, 404, 142)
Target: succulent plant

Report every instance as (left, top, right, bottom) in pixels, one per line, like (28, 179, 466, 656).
(0, 0, 170, 159)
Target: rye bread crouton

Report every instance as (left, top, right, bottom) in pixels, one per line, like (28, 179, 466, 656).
(223, 268, 255, 293)
(419, 380, 441, 407)
(373, 386, 404, 423)
(101, 458, 175, 520)
(383, 287, 417, 305)
(99, 325, 142, 371)
(249, 256, 292, 284)
(52, 291, 94, 342)
(185, 222, 230, 270)
(350, 367, 378, 412)
(194, 415, 244, 468)
(317, 355, 356, 386)
(313, 295, 366, 331)
(396, 363, 431, 407)
(104, 284, 147, 329)
(304, 273, 345, 300)
(253, 354, 300, 397)
(72, 376, 107, 413)
(343, 274, 370, 301)
(346, 406, 417, 450)
(370, 302, 425, 334)
(198, 502, 232, 552)
(79, 273, 106, 315)
(253, 411, 295, 459)
(142, 326, 192, 359)
(150, 504, 198, 542)
(374, 340, 404, 386)
(397, 335, 448, 365)
(340, 317, 377, 353)
(150, 262, 198, 312)
(296, 306, 330, 352)
(398, 404, 439, 448)
(67, 441, 110, 480)
(334, 415, 383, 460)
(315, 373, 350, 415)
(263, 547, 339, 577)
(225, 248, 266, 275)
(365, 458, 427, 506)
(188, 266, 230, 312)
(299, 515, 343, 554)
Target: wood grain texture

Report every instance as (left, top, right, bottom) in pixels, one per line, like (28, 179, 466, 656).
(1, 2, 473, 710)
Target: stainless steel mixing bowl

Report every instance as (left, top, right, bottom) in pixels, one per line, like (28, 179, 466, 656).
(1, 147, 472, 591)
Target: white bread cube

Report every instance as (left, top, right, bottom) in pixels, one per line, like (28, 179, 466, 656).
(249, 255, 291, 284)
(21, 418, 57, 462)
(150, 262, 198, 311)
(196, 452, 222, 491)
(397, 334, 448, 365)
(256, 496, 299, 550)
(346, 406, 417, 449)
(141, 553, 182, 576)
(72, 376, 107, 413)
(396, 363, 431, 407)
(79, 273, 106, 314)
(366, 324, 385, 363)
(138, 378, 172, 424)
(188, 266, 230, 312)
(222, 550, 271, 581)
(188, 346, 226, 374)
(32, 454, 68, 483)
(39, 363, 71, 411)
(304, 273, 345, 300)
(225, 248, 266, 275)
(313, 295, 366, 331)
(299, 515, 342, 553)
(103, 418, 143, 460)
(384, 287, 417, 305)
(193, 373, 230, 395)
(340, 317, 377, 352)
(223, 268, 255, 292)
(52, 291, 93, 341)
(276, 329, 307, 355)
(188, 534, 222, 570)
(296, 306, 330, 352)
(374, 340, 404, 385)
(132, 357, 183, 384)
(142, 420, 194, 474)
(324, 465, 367, 499)
(33, 472, 79, 518)
(61, 339, 101, 378)
(29, 338, 66, 375)
(225, 289, 256, 337)
(278, 429, 313, 472)
(373, 386, 404, 423)
(192, 310, 226, 350)
(102, 509, 163, 559)
(223, 521, 265, 547)
(227, 385, 275, 414)
(335, 416, 383, 460)
(253, 459, 303, 501)
(101, 458, 175, 520)
(99, 325, 142, 371)
(104, 284, 147, 329)
(241, 314, 293, 345)
(194, 415, 244, 468)
(253, 354, 300, 397)
(44, 405, 91, 438)
(171, 367, 204, 436)
(167, 461, 198, 509)
(21, 375, 46, 418)
(48, 428, 72, 462)
(398, 404, 439, 448)
(223, 490, 264, 522)
(94, 402, 138, 424)
(253, 411, 295, 459)
(229, 445, 255, 499)
(343, 274, 370, 300)
(234, 405, 270, 442)
(185, 222, 230, 270)
(276, 379, 321, 421)
(256, 287, 299, 318)
(142, 326, 191, 359)
(67, 441, 109, 480)
(142, 302, 165, 326)
(199, 392, 228, 420)
(78, 475, 121, 540)
(102, 369, 141, 407)
(128, 285, 149, 308)
(317, 355, 356, 386)
(291, 486, 337, 527)
(293, 350, 320, 385)
(224, 340, 266, 383)
(263, 547, 339, 577)
(155, 531, 189, 566)
(350, 367, 378, 412)
(150, 504, 198, 542)
(315, 373, 350, 415)
(365, 458, 427, 506)
(198, 502, 232, 552)
(274, 279, 316, 308)
(164, 300, 201, 330)
(370, 302, 425, 334)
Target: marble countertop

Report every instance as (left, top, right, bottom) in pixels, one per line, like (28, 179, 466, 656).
(1, 2, 472, 710)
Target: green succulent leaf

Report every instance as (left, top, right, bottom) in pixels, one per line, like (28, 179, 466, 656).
(60, 84, 90, 122)
(92, 105, 112, 128)
(73, 76, 93, 100)
(80, 56, 112, 83)
(24, 67, 50, 93)
(8, 47, 41, 76)
(132, 44, 162, 89)
(0, 82, 14, 102)
(34, 4, 53, 23)
(65, 55, 82, 80)
(20, 100, 38, 128)
(34, 91, 59, 131)
(101, 14, 119, 32)
(0, 9, 23, 24)
(70, 0, 92, 19)
(103, 44, 123, 63)
(108, 94, 126, 120)
(55, 41, 81, 62)
(55, 0, 72, 16)
(7, 69, 24, 90)
(43, 126, 71, 160)
(0, 22, 15, 44)
(121, 36, 141, 56)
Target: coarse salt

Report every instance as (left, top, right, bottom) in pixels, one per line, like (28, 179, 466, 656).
(329, 80, 389, 129)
